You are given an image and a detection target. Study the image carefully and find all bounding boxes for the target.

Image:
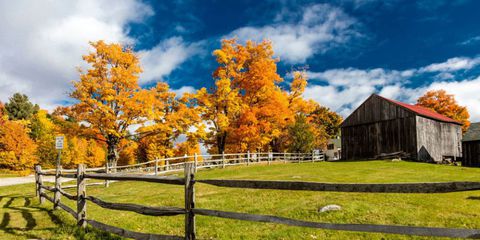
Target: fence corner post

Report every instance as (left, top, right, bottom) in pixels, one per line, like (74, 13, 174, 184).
(54, 165, 62, 210)
(222, 151, 225, 169)
(77, 164, 87, 228)
(154, 159, 159, 176)
(184, 162, 196, 239)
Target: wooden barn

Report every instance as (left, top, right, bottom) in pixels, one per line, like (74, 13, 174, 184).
(341, 94, 462, 162)
(462, 122, 480, 167)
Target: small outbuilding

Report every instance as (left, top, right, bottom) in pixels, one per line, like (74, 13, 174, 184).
(341, 94, 462, 162)
(462, 122, 480, 167)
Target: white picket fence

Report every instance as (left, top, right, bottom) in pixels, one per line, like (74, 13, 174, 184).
(41, 151, 325, 175)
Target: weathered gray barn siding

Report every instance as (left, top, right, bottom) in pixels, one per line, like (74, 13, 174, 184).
(341, 94, 462, 162)
(462, 122, 480, 167)
(462, 141, 480, 167)
(341, 95, 418, 160)
(415, 116, 462, 162)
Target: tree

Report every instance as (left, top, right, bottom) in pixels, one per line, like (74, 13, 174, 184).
(137, 82, 203, 160)
(309, 105, 343, 139)
(287, 115, 316, 153)
(30, 110, 57, 167)
(66, 40, 151, 168)
(0, 120, 37, 171)
(417, 90, 470, 133)
(4, 93, 39, 120)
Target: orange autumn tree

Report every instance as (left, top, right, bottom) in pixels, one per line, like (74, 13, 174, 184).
(0, 120, 37, 171)
(195, 39, 244, 154)
(137, 82, 203, 161)
(201, 39, 293, 153)
(66, 40, 151, 168)
(417, 89, 470, 133)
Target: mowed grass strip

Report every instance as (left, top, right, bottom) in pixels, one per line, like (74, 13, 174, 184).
(1, 160, 480, 239)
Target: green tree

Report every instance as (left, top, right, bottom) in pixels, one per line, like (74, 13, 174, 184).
(4, 93, 39, 120)
(288, 114, 315, 153)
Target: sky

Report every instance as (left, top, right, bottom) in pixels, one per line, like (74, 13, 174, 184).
(0, 0, 479, 121)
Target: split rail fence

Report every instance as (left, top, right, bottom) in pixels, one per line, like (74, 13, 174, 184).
(34, 152, 480, 239)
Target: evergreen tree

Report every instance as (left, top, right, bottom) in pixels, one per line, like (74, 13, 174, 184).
(5, 93, 39, 120)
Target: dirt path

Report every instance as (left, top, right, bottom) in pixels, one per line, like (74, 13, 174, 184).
(0, 175, 74, 187)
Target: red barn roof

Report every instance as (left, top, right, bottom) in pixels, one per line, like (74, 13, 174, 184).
(376, 94, 462, 125)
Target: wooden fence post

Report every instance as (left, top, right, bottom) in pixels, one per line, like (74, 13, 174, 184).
(194, 153, 198, 173)
(35, 165, 45, 204)
(184, 162, 196, 239)
(166, 160, 170, 171)
(54, 165, 62, 210)
(312, 150, 315, 163)
(77, 164, 87, 228)
(268, 152, 271, 165)
(222, 151, 225, 169)
(154, 159, 159, 176)
(284, 151, 287, 163)
(247, 151, 250, 166)
(104, 162, 109, 188)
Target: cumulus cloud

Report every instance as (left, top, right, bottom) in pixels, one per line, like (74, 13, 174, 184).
(303, 56, 480, 121)
(227, 4, 359, 63)
(139, 37, 203, 84)
(419, 57, 480, 72)
(0, 0, 201, 111)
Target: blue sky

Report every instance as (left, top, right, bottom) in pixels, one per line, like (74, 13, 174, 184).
(0, 0, 479, 120)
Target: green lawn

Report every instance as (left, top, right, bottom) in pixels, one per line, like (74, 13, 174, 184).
(1, 160, 480, 239)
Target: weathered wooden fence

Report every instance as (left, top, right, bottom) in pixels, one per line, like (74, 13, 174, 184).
(34, 153, 480, 239)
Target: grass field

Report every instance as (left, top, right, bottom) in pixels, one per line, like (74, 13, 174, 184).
(1, 160, 480, 239)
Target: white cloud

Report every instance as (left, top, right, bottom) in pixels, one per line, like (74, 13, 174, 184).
(228, 4, 359, 63)
(172, 86, 197, 97)
(139, 38, 203, 84)
(419, 57, 480, 72)
(303, 57, 480, 122)
(460, 36, 480, 45)
(0, 0, 199, 111)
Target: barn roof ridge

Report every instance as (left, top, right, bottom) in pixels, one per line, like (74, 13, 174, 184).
(372, 94, 462, 125)
(463, 122, 480, 142)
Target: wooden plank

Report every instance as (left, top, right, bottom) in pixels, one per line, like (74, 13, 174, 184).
(77, 164, 87, 228)
(184, 162, 196, 239)
(84, 173, 185, 185)
(40, 185, 55, 192)
(57, 200, 77, 218)
(58, 188, 78, 201)
(193, 208, 480, 239)
(86, 219, 183, 240)
(86, 195, 185, 216)
(197, 179, 480, 193)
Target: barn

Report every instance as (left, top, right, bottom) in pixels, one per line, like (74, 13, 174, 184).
(462, 122, 480, 167)
(341, 94, 462, 162)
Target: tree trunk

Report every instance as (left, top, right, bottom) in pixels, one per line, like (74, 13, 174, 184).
(216, 132, 227, 154)
(106, 136, 120, 173)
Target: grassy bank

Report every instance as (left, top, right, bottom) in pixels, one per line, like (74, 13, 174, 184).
(1, 160, 480, 239)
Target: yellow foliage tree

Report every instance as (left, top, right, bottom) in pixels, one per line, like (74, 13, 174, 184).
(66, 40, 151, 168)
(0, 120, 37, 171)
(138, 82, 203, 161)
(417, 89, 470, 133)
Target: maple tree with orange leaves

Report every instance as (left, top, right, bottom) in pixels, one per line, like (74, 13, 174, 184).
(417, 89, 470, 133)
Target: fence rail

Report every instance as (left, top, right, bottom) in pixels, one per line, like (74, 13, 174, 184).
(34, 152, 480, 239)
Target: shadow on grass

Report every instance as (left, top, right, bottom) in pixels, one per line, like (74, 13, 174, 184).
(467, 196, 480, 200)
(0, 194, 121, 239)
